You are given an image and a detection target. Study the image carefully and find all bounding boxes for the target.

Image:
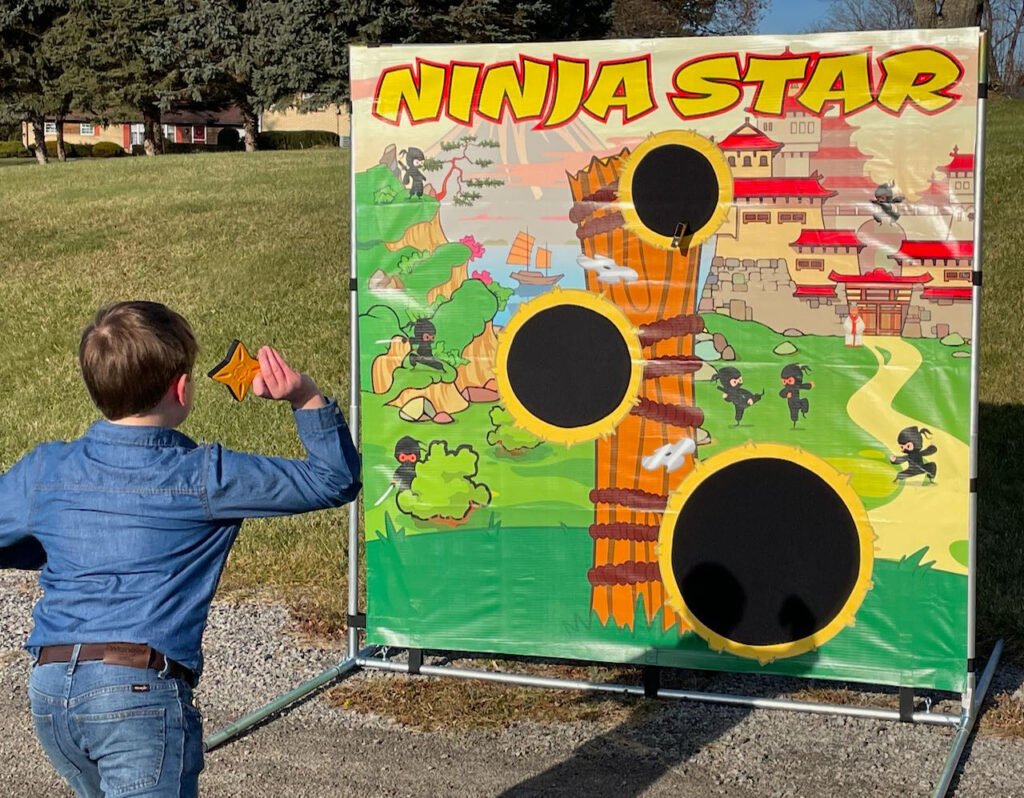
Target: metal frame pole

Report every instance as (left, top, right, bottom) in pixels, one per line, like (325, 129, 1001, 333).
(933, 640, 1003, 798)
(356, 654, 962, 726)
(203, 651, 374, 753)
(347, 95, 362, 662)
(963, 28, 988, 714)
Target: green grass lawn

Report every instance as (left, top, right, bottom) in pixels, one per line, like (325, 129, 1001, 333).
(0, 96, 1022, 667)
(0, 148, 354, 629)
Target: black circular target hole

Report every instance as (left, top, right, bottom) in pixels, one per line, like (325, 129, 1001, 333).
(670, 458, 860, 648)
(631, 144, 720, 237)
(506, 304, 631, 429)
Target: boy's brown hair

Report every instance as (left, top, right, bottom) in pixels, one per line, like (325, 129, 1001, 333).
(79, 301, 199, 420)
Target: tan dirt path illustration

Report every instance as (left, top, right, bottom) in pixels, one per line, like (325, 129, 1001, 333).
(846, 336, 968, 574)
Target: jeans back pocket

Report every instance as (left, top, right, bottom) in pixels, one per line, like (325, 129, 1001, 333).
(75, 707, 166, 796)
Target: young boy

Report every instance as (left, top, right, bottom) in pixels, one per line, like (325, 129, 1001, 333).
(0, 301, 361, 797)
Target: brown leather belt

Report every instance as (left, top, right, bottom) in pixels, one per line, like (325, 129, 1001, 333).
(36, 643, 194, 682)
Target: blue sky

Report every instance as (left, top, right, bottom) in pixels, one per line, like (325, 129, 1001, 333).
(756, 0, 833, 34)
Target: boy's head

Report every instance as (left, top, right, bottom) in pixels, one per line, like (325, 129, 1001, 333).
(79, 301, 198, 420)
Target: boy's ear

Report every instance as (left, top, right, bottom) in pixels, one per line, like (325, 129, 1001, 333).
(171, 373, 190, 407)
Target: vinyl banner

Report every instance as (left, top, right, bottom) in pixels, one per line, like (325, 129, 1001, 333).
(351, 28, 980, 692)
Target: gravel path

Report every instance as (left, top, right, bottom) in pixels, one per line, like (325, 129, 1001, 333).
(2, 570, 1022, 797)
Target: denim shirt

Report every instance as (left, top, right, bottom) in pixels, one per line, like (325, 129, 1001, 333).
(0, 400, 361, 678)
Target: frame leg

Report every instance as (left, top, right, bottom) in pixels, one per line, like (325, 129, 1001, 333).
(932, 639, 1003, 798)
(203, 646, 379, 752)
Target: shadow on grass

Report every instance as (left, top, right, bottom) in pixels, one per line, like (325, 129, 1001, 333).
(977, 403, 1024, 661)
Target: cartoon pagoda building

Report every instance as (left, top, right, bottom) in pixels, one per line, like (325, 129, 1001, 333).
(890, 240, 973, 337)
(937, 146, 976, 227)
(915, 173, 957, 217)
(789, 229, 864, 301)
(717, 119, 780, 177)
(714, 118, 836, 268)
(753, 95, 821, 177)
(828, 268, 931, 335)
(811, 114, 876, 222)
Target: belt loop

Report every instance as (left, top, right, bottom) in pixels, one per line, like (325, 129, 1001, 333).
(64, 644, 82, 699)
(67, 644, 82, 677)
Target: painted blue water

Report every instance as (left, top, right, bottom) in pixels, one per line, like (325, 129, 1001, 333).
(468, 238, 716, 328)
(467, 243, 586, 327)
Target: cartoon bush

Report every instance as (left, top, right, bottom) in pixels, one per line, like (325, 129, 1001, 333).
(487, 405, 541, 455)
(396, 441, 491, 523)
(374, 185, 398, 204)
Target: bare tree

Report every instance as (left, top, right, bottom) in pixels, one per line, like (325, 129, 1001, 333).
(912, 0, 984, 28)
(807, 0, 915, 32)
(984, 0, 1024, 91)
(608, 0, 767, 38)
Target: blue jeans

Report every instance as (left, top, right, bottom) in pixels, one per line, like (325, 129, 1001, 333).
(28, 647, 203, 797)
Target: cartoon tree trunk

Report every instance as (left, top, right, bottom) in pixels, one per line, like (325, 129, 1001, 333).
(569, 151, 706, 634)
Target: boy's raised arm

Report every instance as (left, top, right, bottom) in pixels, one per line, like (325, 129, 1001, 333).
(0, 452, 46, 569)
(202, 347, 361, 520)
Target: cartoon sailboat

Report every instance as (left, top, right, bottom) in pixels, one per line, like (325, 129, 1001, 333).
(506, 230, 564, 287)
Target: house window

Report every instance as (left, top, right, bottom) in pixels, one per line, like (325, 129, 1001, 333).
(130, 124, 145, 146)
(763, 122, 772, 131)
(743, 155, 752, 166)
(44, 122, 57, 135)
(728, 156, 736, 166)
(759, 155, 768, 166)
(944, 269, 972, 281)
(162, 124, 175, 141)
(779, 212, 807, 223)
(791, 122, 798, 134)
(798, 121, 807, 134)
(742, 212, 770, 224)
(80, 123, 95, 135)
(808, 122, 816, 133)
(192, 125, 206, 143)
(796, 259, 824, 270)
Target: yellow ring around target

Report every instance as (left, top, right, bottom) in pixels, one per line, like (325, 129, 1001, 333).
(657, 443, 875, 664)
(618, 130, 733, 250)
(495, 289, 643, 446)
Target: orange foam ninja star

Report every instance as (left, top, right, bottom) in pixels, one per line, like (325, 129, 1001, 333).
(207, 340, 262, 401)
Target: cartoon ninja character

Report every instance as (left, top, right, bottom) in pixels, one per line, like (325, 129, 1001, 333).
(890, 426, 937, 483)
(711, 366, 763, 426)
(408, 318, 443, 370)
(779, 363, 814, 429)
(393, 435, 423, 491)
(399, 146, 427, 198)
(372, 435, 424, 507)
(871, 181, 904, 224)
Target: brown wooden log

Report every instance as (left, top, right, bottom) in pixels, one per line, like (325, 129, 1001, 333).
(631, 398, 704, 429)
(589, 523, 660, 542)
(643, 356, 703, 379)
(589, 487, 668, 511)
(588, 561, 661, 586)
(576, 212, 625, 241)
(638, 314, 706, 346)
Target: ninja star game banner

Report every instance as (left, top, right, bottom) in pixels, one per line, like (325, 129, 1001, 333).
(351, 28, 980, 693)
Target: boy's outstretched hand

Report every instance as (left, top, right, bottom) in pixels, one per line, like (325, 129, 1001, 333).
(252, 347, 325, 411)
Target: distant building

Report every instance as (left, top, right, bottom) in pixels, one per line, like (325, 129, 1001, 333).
(22, 102, 351, 153)
(260, 103, 350, 145)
